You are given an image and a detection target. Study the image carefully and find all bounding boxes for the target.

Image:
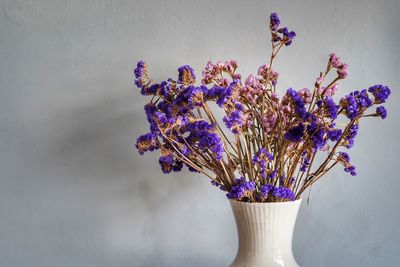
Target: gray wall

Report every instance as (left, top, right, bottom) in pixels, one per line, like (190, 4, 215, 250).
(0, 0, 399, 266)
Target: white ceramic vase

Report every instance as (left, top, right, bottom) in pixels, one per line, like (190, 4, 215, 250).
(229, 199, 302, 267)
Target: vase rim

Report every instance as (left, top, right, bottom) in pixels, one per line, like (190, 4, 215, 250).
(229, 198, 302, 206)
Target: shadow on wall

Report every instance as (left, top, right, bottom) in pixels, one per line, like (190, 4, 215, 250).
(53, 85, 202, 201)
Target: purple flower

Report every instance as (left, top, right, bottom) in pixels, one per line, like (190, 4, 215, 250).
(311, 129, 326, 150)
(223, 110, 243, 134)
(355, 89, 373, 108)
(197, 131, 224, 160)
(270, 13, 280, 31)
(280, 27, 296, 46)
(134, 60, 147, 79)
(268, 171, 277, 179)
(140, 83, 160, 96)
(327, 128, 342, 142)
(178, 85, 204, 108)
(338, 152, 356, 176)
(261, 184, 275, 197)
(338, 152, 350, 163)
(285, 88, 308, 119)
(177, 65, 196, 85)
(206, 85, 233, 107)
(344, 165, 357, 176)
(134, 60, 149, 90)
(253, 148, 274, 179)
(340, 94, 359, 119)
(135, 133, 159, 155)
(343, 124, 359, 148)
(227, 178, 256, 200)
(272, 186, 295, 201)
(284, 123, 305, 142)
(159, 155, 173, 173)
(325, 97, 339, 119)
(376, 106, 387, 119)
(368, 85, 391, 104)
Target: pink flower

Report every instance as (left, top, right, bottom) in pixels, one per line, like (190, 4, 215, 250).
(240, 75, 265, 103)
(262, 110, 278, 133)
(337, 63, 348, 79)
(258, 64, 279, 85)
(298, 88, 312, 103)
(317, 83, 339, 97)
(224, 60, 238, 73)
(329, 53, 342, 68)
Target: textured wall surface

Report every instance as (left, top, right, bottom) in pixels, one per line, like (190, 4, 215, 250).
(0, 0, 399, 266)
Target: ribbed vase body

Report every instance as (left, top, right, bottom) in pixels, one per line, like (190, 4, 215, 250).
(229, 199, 302, 267)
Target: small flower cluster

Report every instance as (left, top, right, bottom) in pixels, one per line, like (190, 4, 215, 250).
(134, 13, 391, 202)
(270, 13, 296, 46)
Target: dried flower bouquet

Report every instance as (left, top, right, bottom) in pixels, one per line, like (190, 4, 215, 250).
(134, 13, 390, 202)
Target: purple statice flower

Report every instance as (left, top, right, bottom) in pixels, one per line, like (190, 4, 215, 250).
(272, 186, 295, 201)
(223, 110, 243, 134)
(159, 154, 183, 173)
(280, 27, 296, 46)
(344, 123, 359, 148)
(144, 102, 157, 122)
(135, 133, 159, 155)
(206, 84, 233, 107)
(340, 94, 359, 119)
(376, 106, 387, 119)
(268, 171, 278, 179)
(327, 128, 342, 142)
(310, 128, 326, 150)
(140, 83, 160, 96)
(158, 153, 182, 173)
(325, 97, 339, 119)
(368, 84, 391, 104)
(284, 123, 305, 142)
(134, 60, 147, 79)
(354, 89, 373, 108)
(177, 65, 196, 85)
(227, 178, 256, 200)
(185, 120, 213, 136)
(197, 131, 224, 160)
(337, 152, 356, 176)
(134, 60, 149, 89)
(338, 151, 350, 162)
(159, 81, 174, 99)
(253, 148, 274, 179)
(261, 184, 275, 197)
(270, 13, 280, 31)
(285, 88, 308, 119)
(185, 121, 224, 160)
(227, 185, 245, 199)
(344, 165, 357, 176)
(253, 148, 274, 162)
(342, 89, 372, 117)
(172, 160, 183, 172)
(177, 85, 204, 109)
